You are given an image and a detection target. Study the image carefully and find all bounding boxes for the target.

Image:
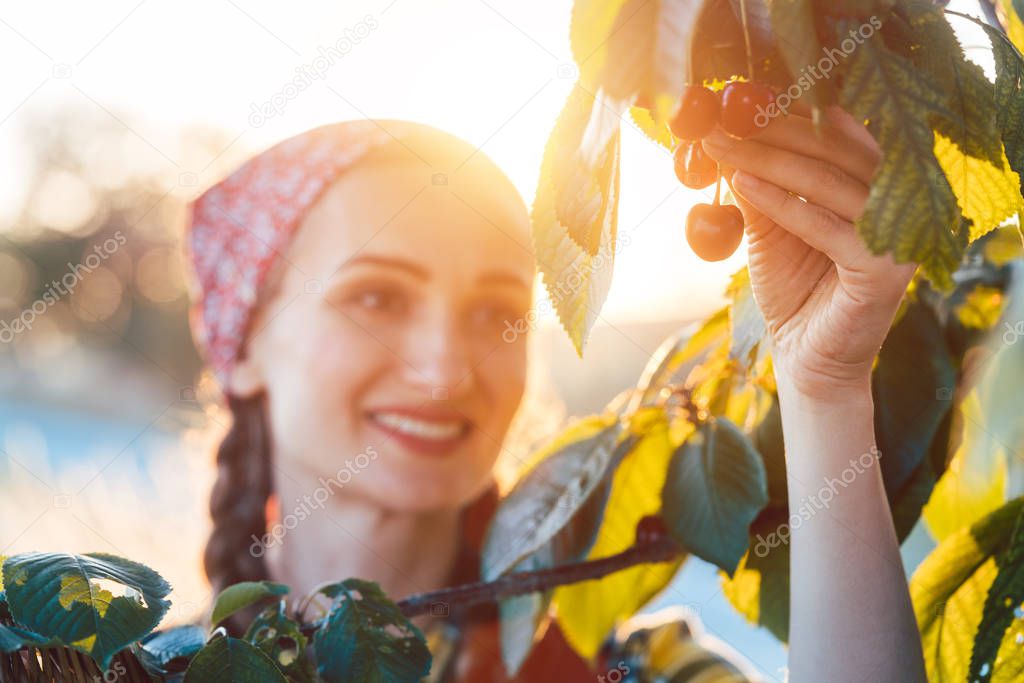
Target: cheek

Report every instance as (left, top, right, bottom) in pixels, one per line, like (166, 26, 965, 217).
(263, 305, 387, 456)
(476, 340, 528, 427)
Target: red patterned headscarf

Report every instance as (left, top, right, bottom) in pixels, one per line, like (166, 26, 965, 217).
(184, 120, 447, 386)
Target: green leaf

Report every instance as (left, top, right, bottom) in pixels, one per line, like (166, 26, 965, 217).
(481, 420, 626, 580)
(750, 398, 786, 508)
(904, 2, 1003, 166)
(985, 18, 1024, 193)
(312, 579, 430, 683)
(498, 552, 552, 677)
(532, 83, 621, 354)
(184, 633, 287, 683)
(872, 300, 957, 497)
(0, 624, 58, 653)
(210, 580, 289, 628)
(2, 552, 171, 671)
(889, 406, 954, 541)
(661, 417, 769, 575)
(912, 497, 1024, 682)
(768, 0, 835, 109)
(245, 600, 316, 681)
(838, 24, 965, 289)
(135, 624, 207, 677)
(720, 509, 791, 642)
(967, 503, 1024, 681)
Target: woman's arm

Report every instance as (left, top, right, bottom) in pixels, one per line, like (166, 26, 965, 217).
(701, 105, 927, 682)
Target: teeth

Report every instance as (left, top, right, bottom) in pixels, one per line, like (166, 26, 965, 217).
(371, 412, 466, 440)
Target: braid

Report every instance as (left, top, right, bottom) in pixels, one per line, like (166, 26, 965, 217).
(203, 393, 274, 635)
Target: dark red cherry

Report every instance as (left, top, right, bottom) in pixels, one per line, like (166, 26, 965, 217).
(685, 204, 744, 261)
(720, 81, 776, 139)
(673, 140, 718, 189)
(669, 85, 720, 140)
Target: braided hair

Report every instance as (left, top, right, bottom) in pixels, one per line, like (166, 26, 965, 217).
(202, 393, 274, 634)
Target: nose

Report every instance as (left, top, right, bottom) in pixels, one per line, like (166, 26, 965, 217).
(398, 305, 476, 399)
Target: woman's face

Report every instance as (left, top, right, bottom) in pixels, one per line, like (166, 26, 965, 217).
(231, 155, 534, 512)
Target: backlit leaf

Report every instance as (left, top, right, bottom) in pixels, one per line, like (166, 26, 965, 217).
(532, 83, 621, 354)
(912, 497, 1024, 682)
(552, 411, 683, 660)
(481, 417, 625, 580)
(838, 25, 965, 289)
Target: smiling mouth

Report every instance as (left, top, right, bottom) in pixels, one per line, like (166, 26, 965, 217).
(365, 410, 473, 456)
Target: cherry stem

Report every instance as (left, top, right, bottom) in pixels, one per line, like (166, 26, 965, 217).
(738, 0, 755, 82)
(713, 167, 723, 207)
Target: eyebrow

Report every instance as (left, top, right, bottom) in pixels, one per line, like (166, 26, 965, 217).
(336, 254, 532, 289)
(338, 254, 428, 279)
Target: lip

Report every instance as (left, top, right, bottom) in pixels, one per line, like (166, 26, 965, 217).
(365, 406, 474, 457)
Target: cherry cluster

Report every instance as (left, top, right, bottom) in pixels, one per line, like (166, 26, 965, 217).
(667, 81, 775, 261)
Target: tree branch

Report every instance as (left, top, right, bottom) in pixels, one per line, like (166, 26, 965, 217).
(395, 534, 683, 618)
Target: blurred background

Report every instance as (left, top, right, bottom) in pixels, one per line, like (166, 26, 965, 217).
(0, 0, 1003, 679)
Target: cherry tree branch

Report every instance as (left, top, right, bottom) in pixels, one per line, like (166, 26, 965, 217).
(395, 534, 682, 618)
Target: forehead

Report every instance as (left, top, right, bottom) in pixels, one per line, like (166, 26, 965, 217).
(288, 157, 535, 282)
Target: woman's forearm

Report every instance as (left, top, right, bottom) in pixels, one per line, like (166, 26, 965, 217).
(775, 373, 926, 683)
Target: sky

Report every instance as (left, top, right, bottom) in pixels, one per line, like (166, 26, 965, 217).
(0, 0, 996, 326)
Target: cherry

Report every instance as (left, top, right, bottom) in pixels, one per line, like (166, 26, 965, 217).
(673, 140, 718, 189)
(685, 204, 744, 261)
(669, 84, 720, 140)
(720, 81, 776, 139)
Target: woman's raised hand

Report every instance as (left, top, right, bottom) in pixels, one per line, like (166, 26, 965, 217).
(700, 104, 916, 399)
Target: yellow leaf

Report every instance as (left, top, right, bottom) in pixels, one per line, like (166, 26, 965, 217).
(934, 133, 1023, 242)
(984, 224, 1024, 265)
(570, 0, 630, 87)
(956, 285, 1006, 330)
(629, 106, 675, 150)
(0, 555, 5, 593)
(997, 0, 1024, 52)
(923, 393, 1008, 541)
(513, 413, 619, 481)
(532, 84, 621, 355)
(59, 575, 114, 619)
(552, 415, 682, 660)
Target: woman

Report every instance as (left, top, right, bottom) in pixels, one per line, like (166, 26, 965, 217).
(184, 109, 925, 681)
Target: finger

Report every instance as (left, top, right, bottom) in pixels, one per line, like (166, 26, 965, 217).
(702, 130, 870, 223)
(744, 106, 880, 185)
(729, 169, 872, 271)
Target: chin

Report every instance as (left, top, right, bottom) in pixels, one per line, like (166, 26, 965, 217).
(370, 463, 495, 513)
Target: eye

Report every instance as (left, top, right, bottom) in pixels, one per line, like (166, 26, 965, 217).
(350, 287, 407, 315)
(469, 301, 523, 330)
